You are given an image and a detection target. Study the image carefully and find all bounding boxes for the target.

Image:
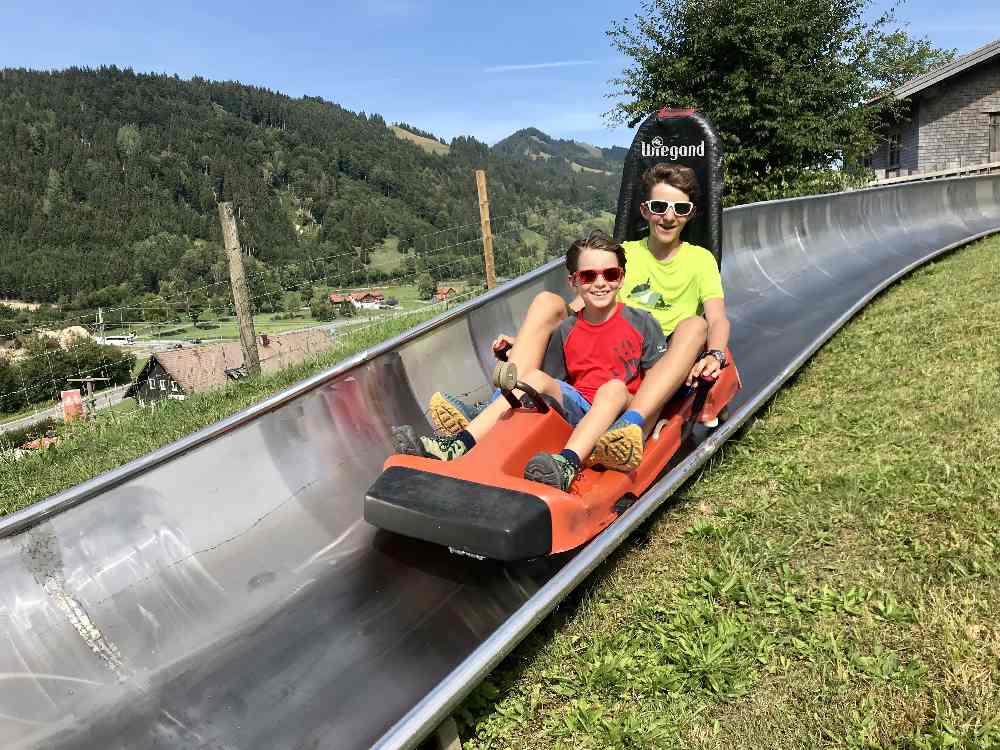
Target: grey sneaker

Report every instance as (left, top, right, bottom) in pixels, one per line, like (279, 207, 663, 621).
(419, 433, 471, 461)
(429, 391, 486, 435)
(524, 452, 577, 492)
(391, 424, 472, 461)
(391, 425, 423, 455)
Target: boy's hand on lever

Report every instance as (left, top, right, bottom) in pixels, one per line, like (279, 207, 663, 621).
(492, 334, 515, 350)
(687, 351, 723, 385)
(492, 334, 515, 360)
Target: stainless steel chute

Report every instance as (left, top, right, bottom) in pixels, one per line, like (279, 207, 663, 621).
(1, 176, 997, 750)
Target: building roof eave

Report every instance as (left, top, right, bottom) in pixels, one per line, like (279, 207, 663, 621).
(131, 356, 156, 384)
(886, 38, 1000, 102)
(125, 355, 159, 399)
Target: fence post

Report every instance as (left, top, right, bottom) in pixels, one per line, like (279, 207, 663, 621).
(475, 170, 497, 289)
(218, 202, 261, 377)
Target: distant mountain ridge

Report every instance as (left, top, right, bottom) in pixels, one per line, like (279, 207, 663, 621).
(493, 127, 627, 176)
(0, 67, 619, 303)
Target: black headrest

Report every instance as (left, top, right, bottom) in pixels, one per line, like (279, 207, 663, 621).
(612, 109, 724, 267)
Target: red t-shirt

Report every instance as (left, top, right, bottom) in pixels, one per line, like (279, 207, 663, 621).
(540, 303, 667, 403)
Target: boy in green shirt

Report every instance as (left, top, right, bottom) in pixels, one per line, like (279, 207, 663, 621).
(429, 163, 732, 472)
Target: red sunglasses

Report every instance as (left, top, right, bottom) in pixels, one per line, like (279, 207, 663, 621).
(573, 267, 624, 284)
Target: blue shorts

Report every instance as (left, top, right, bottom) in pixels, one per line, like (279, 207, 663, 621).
(557, 381, 592, 426)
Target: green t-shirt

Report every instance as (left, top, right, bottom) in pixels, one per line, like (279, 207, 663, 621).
(617, 239, 724, 335)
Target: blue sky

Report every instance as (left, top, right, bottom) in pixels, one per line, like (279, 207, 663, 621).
(1, 0, 997, 148)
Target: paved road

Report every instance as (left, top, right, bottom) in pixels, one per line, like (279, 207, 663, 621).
(0, 383, 131, 436)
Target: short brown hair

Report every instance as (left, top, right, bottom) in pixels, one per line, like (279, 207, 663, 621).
(565, 229, 626, 273)
(641, 162, 701, 208)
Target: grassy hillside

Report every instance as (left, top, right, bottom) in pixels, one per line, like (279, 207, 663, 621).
(391, 125, 451, 156)
(0, 67, 618, 305)
(370, 236, 406, 274)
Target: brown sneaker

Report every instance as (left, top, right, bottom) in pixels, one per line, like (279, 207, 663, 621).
(591, 418, 644, 472)
(429, 391, 483, 435)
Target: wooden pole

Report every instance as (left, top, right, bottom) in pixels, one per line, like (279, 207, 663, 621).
(218, 202, 261, 377)
(475, 170, 496, 289)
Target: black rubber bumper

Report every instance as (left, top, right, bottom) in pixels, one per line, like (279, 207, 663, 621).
(364, 466, 552, 561)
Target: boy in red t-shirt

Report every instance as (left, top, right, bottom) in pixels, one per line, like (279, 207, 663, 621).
(395, 231, 666, 491)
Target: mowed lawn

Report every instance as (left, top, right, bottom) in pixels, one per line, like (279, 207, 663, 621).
(119, 289, 440, 343)
(139, 314, 320, 340)
(457, 234, 1000, 749)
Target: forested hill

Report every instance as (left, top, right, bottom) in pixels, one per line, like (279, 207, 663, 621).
(493, 127, 627, 175)
(0, 67, 619, 303)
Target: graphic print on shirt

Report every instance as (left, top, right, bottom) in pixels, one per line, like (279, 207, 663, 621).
(627, 278, 671, 309)
(612, 338, 641, 383)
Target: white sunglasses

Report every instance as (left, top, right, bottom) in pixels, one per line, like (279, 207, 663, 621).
(642, 199, 694, 217)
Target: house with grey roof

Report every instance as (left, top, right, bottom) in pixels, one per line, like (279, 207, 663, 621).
(868, 39, 1000, 179)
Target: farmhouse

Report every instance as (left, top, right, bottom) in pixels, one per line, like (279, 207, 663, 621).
(126, 328, 334, 406)
(434, 287, 458, 302)
(868, 39, 1000, 179)
(349, 291, 385, 310)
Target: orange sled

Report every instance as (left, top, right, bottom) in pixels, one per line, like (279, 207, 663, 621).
(364, 350, 740, 561)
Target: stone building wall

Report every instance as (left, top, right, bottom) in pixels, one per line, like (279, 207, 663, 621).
(918, 59, 1000, 171)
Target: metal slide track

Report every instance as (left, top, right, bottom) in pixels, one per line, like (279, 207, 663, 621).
(1, 176, 998, 750)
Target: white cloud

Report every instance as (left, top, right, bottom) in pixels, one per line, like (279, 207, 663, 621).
(483, 60, 599, 73)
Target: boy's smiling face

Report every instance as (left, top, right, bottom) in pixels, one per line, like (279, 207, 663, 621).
(572, 248, 623, 314)
(640, 181, 693, 250)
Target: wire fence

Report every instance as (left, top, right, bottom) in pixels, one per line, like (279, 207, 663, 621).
(0, 208, 548, 356)
(0, 206, 577, 448)
(0, 207, 545, 342)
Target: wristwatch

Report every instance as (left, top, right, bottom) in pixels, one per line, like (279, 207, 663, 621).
(703, 349, 727, 368)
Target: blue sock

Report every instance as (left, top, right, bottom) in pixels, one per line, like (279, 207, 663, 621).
(620, 409, 643, 427)
(558, 449, 581, 471)
(456, 430, 476, 451)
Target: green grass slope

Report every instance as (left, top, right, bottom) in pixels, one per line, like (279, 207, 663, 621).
(458, 233, 1000, 749)
(390, 125, 451, 156)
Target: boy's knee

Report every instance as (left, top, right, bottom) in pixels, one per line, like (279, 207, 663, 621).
(674, 316, 708, 342)
(596, 379, 630, 400)
(521, 369, 549, 388)
(529, 291, 569, 325)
